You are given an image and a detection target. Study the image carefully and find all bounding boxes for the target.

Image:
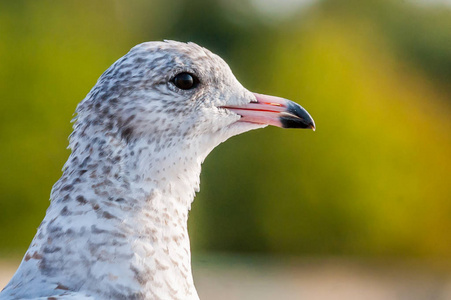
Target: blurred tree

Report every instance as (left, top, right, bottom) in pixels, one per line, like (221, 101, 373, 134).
(321, 0, 451, 91)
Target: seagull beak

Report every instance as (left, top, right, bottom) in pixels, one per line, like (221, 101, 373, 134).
(223, 93, 315, 130)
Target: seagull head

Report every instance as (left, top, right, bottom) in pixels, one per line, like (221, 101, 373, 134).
(76, 41, 315, 158)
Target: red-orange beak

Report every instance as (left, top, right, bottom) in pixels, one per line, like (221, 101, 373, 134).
(222, 93, 315, 130)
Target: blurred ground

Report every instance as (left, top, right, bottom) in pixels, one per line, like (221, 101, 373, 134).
(1, 254, 450, 300)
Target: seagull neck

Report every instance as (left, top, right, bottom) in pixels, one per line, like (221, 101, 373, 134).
(16, 138, 204, 299)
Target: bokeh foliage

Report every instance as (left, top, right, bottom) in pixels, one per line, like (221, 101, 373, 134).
(0, 0, 450, 258)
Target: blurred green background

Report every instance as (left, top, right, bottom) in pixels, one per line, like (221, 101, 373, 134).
(0, 0, 450, 263)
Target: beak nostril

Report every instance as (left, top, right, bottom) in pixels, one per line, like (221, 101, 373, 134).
(266, 102, 283, 107)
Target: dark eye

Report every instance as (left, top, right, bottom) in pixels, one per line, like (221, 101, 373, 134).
(172, 72, 199, 90)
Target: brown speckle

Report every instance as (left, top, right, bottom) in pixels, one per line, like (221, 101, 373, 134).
(55, 283, 69, 290)
(24, 251, 43, 261)
(102, 211, 116, 219)
(76, 195, 87, 205)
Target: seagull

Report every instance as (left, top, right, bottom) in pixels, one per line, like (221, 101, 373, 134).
(0, 41, 315, 300)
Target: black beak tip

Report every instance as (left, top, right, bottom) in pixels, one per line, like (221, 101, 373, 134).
(280, 101, 316, 130)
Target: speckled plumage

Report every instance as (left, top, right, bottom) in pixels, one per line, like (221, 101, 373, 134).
(1, 41, 314, 300)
